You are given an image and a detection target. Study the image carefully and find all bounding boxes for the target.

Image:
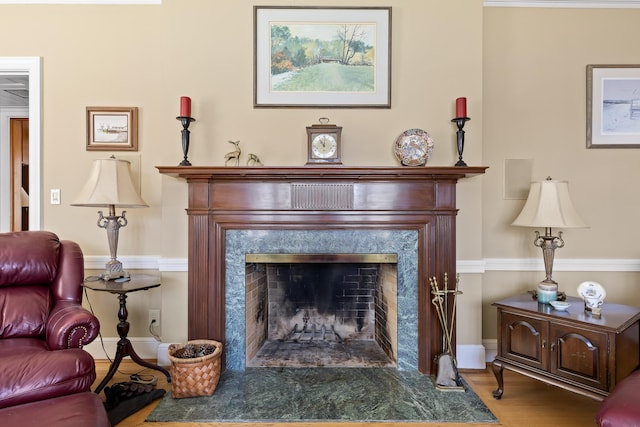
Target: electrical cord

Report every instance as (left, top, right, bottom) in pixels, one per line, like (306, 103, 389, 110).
(84, 286, 160, 382)
(149, 319, 161, 342)
(129, 373, 158, 386)
(83, 287, 114, 366)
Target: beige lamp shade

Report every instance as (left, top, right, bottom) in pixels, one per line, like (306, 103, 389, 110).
(71, 157, 148, 208)
(512, 178, 587, 229)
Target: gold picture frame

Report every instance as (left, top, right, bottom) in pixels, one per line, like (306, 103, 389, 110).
(86, 106, 138, 151)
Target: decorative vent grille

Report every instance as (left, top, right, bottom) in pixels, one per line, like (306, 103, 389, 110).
(291, 183, 354, 210)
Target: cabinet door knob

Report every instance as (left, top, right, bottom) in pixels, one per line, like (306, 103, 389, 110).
(550, 342, 556, 352)
(542, 340, 546, 349)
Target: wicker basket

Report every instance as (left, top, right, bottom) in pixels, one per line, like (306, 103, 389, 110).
(168, 339, 223, 398)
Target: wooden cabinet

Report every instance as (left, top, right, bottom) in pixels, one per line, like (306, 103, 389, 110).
(492, 293, 640, 401)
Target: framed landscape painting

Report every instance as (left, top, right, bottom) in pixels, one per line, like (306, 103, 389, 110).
(254, 6, 392, 108)
(587, 64, 640, 148)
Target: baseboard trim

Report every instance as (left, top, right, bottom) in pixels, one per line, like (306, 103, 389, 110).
(456, 344, 487, 369)
(85, 336, 161, 362)
(88, 339, 487, 371)
(483, 339, 498, 363)
(157, 342, 172, 366)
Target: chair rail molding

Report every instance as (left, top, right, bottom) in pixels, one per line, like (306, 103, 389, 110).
(484, 258, 640, 272)
(83, 255, 640, 274)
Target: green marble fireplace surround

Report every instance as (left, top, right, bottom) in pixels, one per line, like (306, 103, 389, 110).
(226, 229, 417, 371)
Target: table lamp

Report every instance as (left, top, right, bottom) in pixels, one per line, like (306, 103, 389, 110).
(512, 177, 587, 303)
(72, 157, 148, 280)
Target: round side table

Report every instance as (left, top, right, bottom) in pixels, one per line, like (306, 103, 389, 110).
(83, 273, 172, 394)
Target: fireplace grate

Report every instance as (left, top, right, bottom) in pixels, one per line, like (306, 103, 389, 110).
(284, 323, 343, 343)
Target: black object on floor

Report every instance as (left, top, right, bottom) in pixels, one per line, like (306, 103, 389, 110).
(105, 386, 166, 426)
(104, 381, 156, 409)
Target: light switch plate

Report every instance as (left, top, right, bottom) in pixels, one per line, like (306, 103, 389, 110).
(50, 189, 60, 205)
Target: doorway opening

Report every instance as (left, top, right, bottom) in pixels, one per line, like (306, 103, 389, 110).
(0, 57, 41, 232)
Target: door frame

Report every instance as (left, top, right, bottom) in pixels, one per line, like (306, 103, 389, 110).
(0, 57, 41, 231)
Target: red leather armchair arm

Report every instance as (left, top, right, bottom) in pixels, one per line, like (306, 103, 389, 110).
(44, 239, 100, 349)
(46, 301, 100, 350)
(596, 371, 640, 426)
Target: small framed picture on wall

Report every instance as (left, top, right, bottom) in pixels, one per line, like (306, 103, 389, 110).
(587, 64, 640, 148)
(86, 106, 138, 151)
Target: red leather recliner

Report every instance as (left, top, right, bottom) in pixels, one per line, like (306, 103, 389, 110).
(595, 370, 640, 427)
(0, 230, 100, 409)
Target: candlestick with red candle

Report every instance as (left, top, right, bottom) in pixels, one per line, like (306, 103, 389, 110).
(180, 96, 191, 118)
(455, 97, 467, 118)
(177, 97, 195, 166)
(452, 97, 470, 166)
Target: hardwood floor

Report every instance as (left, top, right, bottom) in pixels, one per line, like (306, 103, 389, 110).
(94, 360, 601, 427)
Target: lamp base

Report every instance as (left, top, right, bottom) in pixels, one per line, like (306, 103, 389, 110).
(99, 260, 130, 281)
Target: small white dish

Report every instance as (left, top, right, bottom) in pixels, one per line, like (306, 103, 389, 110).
(549, 301, 571, 311)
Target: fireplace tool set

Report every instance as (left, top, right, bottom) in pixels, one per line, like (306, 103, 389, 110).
(430, 273, 464, 391)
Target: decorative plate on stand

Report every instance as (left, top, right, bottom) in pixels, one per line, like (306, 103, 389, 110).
(577, 281, 606, 310)
(394, 129, 434, 166)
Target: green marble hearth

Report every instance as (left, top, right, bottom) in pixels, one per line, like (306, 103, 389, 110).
(146, 368, 497, 423)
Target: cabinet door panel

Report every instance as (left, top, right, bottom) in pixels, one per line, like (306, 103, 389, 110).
(501, 312, 548, 370)
(551, 325, 608, 390)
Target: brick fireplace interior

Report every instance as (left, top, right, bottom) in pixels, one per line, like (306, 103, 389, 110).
(158, 166, 486, 375)
(245, 255, 398, 368)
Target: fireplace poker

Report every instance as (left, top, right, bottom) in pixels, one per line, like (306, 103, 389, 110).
(430, 276, 456, 358)
(430, 283, 448, 350)
(449, 274, 460, 355)
(430, 274, 464, 391)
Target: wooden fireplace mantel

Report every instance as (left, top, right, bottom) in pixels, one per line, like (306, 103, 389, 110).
(157, 165, 487, 375)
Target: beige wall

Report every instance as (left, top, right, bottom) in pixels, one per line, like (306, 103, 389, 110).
(3, 1, 638, 356)
(0, 0, 485, 346)
(483, 6, 640, 340)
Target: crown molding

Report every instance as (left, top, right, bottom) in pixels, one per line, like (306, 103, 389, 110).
(485, 0, 640, 7)
(3, 0, 635, 7)
(0, 0, 160, 4)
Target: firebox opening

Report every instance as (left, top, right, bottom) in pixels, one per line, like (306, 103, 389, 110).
(245, 254, 398, 368)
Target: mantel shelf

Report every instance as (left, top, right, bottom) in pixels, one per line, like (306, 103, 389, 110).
(157, 165, 488, 181)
